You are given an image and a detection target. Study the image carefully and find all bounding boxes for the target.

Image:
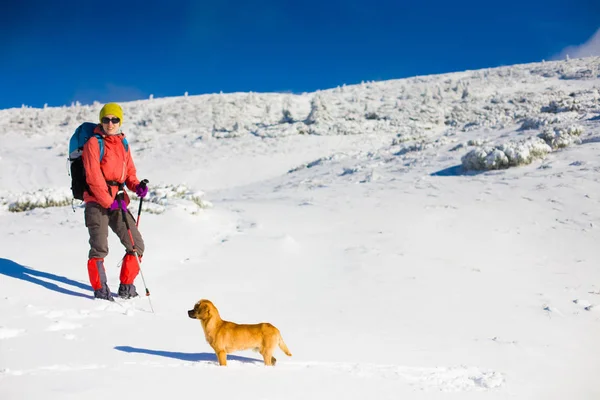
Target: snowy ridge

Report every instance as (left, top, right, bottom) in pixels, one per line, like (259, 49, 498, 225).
(2, 57, 598, 142)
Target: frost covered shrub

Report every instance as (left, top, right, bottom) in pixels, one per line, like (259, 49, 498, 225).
(280, 109, 294, 124)
(254, 122, 305, 138)
(560, 68, 597, 80)
(462, 138, 551, 171)
(212, 121, 248, 138)
(497, 138, 552, 165)
(538, 125, 583, 149)
(541, 98, 581, 113)
(444, 105, 470, 127)
(519, 113, 577, 130)
(2, 185, 211, 213)
(9, 198, 71, 212)
(143, 184, 212, 209)
(394, 141, 434, 156)
(394, 137, 450, 156)
(305, 94, 333, 125)
(308, 121, 363, 136)
(391, 132, 426, 145)
(129, 184, 212, 215)
(449, 143, 465, 152)
(288, 154, 346, 173)
(467, 139, 486, 146)
(462, 148, 510, 170)
(5, 189, 71, 212)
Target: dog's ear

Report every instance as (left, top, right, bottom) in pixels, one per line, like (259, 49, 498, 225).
(199, 302, 210, 318)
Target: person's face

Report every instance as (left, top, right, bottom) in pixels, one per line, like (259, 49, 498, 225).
(101, 115, 121, 135)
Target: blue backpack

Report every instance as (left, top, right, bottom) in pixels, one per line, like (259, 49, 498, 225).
(68, 122, 129, 200)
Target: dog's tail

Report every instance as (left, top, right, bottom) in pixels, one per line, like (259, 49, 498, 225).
(278, 333, 292, 357)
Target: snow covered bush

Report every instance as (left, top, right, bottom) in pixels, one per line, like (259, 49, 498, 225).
(541, 98, 581, 113)
(142, 184, 212, 209)
(497, 138, 552, 166)
(538, 125, 583, 149)
(394, 137, 450, 156)
(212, 121, 249, 138)
(463, 148, 509, 170)
(365, 111, 380, 120)
(288, 153, 348, 173)
(467, 139, 486, 146)
(280, 108, 294, 124)
(559, 67, 597, 80)
(462, 121, 584, 172)
(305, 94, 334, 125)
(4, 189, 71, 212)
(519, 113, 577, 130)
(308, 121, 365, 136)
(391, 132, 426, 145)
(253, 122, 305, 138)
(1, 185, 211, 214)
(461, 137, 552, 171)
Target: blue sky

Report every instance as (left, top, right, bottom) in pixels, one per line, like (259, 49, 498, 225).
(2, 0, 599, 109)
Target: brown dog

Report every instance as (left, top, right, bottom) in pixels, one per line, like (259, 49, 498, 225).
(188, 299, 292, 366)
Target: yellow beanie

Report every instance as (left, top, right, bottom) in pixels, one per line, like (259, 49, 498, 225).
(99, 103, 124, 124)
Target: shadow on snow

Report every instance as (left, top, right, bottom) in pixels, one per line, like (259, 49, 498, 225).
(430, 164, 491, 177)
(114, 345, 263, 364)
(0, 257, 93, 299)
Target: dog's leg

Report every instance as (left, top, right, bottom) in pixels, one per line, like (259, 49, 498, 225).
(216, 350, 227, 366)
(261, 349, 274, 366)
(262, 335, 280, 366)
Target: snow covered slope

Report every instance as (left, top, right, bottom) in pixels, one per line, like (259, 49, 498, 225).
(1, 57, 599, 400)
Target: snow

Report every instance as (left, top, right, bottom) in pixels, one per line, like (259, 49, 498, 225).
(1, 57, 600, 399)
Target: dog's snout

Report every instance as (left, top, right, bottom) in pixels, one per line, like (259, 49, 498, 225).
(187, 309, 195, 318)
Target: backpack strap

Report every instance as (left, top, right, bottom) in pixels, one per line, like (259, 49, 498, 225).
(96, 134, 129, 198)
(95, 134, 128, 162)
(94, 134, 105, 161)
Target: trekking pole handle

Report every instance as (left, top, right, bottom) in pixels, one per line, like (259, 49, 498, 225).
(137, 179, 148, 228)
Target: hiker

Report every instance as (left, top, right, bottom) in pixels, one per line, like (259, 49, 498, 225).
(82, 103, 148, 301)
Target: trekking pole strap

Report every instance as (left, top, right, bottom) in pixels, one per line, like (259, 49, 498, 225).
(107, 181, 124, 198)
(106, 180, 123, 187)
(136, 179, 148, 228)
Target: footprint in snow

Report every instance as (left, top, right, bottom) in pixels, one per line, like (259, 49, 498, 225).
(573, 299, 595, 311)
(287, 362, 504, 392)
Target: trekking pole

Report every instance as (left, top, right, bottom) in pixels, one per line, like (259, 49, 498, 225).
(117, 190, 154, 313)
(136, 179, 148, 228)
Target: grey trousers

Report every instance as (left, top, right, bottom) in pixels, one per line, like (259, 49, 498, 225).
(85, 203, 145, 259)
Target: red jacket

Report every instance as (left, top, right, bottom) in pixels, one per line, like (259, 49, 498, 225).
(82, 126, 140, 208)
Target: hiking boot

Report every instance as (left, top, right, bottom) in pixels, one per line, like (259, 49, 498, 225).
(94, 284, 115, 302)
(118, 283, 139, 299)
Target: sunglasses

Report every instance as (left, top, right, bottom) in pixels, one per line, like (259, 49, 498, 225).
(101, 117, 121, 124)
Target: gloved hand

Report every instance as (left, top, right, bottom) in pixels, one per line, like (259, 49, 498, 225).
(109, 199, 128, 212)
(135, 179, 149, 198)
